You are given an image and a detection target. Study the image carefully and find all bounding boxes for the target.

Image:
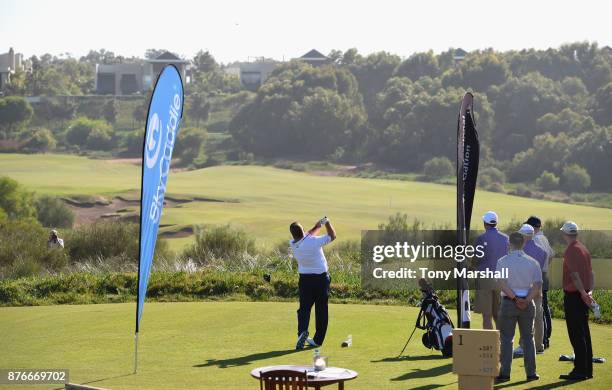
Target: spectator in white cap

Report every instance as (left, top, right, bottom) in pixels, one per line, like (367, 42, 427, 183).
(559, 221, 595, 381)
(473, 211, 509, 329)
(47, 229, 64, 249)
(513, 223, 547, 356)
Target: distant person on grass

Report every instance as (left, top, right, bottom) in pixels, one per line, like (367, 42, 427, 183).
(559, 221, 595, 381)
(474, 211, 509, 329)
(47, 229, 64, 249)
(495, 232, 542, 384)
(289, 217, 336, 350)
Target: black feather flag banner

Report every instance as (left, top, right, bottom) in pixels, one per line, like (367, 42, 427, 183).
(456, 92, 480, 328)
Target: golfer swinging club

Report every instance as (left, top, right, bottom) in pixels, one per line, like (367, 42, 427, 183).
(290, 217, 337, 349)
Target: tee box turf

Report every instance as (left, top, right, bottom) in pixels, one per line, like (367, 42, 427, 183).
(457, 374, 495, 390)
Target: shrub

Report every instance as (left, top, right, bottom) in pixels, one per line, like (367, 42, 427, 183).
(0, 219, 68, 277)
(562, 164, 591, 193)
(274, 239, 291, 256)
(65, 221, 170, 264)
(514, 184, 532, 197)
(536, 171, 560, 191)
(0, 176, 36, 219)
(120, 132, 143, 157)
(329, 240, 360, 264)
(480, 166, 506, 185)
(102, 100, 118, 124)
(36, 195, 74, 228)
(0, 218, 44, 268)
(423, 157, 453, 179)
(86, 126, 114, 150)
(5, 257, 43, 279)
(65, 117, 113, 149)
(485, 182, 506, 193)
(329, 147, 346, 162)
(0, 96, 33, 138)
(182, 225, 256, 264)
(173, 127, 207, 166)
(21, 127, 57, 152)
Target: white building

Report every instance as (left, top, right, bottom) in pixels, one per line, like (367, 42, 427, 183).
(294, 49, 330, 66)
(0, 48, 25, 92)
(95, 51, 188, 95)
(225, 58, 279, 91)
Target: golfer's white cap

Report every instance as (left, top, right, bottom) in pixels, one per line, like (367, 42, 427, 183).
(482, 211, 498, 224)
(518, 223, 535, 236)
(560, 221, 579, 235)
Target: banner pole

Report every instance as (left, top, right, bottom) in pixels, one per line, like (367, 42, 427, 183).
(134, 332, 139, 374)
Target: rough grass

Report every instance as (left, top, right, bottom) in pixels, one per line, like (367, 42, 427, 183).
(1, 301, 611, 389)
(2, 154, 612, 249)
(2, 272, 611, 325)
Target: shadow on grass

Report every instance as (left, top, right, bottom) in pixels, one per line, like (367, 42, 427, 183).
(406, 385, 453, 390)
(53, 373, 134, 390)
(371, 354, 449, 363)
(390, 363, 452, 381)
(194, 349, 299, 368)
(496, 380, 576, 390)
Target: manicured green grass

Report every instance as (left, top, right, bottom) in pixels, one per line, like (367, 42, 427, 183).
(2, 153, 612, 249)
(0, 301, 610, 389)
(0, 154, 140, 196)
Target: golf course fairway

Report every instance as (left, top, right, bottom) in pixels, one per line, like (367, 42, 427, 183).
(1, 153, 611, 250)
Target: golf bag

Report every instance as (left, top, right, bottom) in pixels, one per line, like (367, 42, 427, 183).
(416, 290, 454, 357)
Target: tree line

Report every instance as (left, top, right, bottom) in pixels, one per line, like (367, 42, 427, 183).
(230, 43, 612, 192)
(1, 43, 611, 193)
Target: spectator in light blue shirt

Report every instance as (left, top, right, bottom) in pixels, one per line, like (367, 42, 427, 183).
(526, 216, 555, 349)
(515, 223, 548, 355)
(473, 211, 509, 329)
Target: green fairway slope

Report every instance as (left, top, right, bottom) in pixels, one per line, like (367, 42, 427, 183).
(0, 302, 610, 389)
(2, 153, 611, 248)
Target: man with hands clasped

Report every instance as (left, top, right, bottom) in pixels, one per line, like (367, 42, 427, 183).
(495, 232, 542, 383)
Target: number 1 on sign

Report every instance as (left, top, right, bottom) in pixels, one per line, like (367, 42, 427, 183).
(458, 335, 463, 345)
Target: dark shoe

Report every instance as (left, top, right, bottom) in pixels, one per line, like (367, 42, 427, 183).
(295, 331, 308, 350)
(559, 371, 587, 380)
(527, 374, 540, 381)
(495, 376, 510, 383)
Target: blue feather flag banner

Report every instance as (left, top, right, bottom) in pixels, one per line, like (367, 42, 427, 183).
(136, 65, 184, 332)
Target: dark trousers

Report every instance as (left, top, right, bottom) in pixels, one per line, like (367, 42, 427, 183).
(542, 290, 552, 343)
(297, 273, 330, 345)
(564, 292, 593, 376)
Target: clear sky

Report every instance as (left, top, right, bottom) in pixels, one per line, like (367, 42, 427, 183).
(1, 0, 611, 63)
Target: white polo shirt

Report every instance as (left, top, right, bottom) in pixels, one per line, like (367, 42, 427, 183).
(290, 235, 331, 274)
(496, 250, 542, 297)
